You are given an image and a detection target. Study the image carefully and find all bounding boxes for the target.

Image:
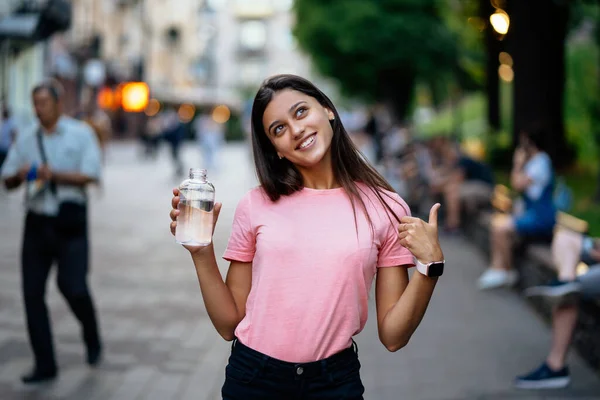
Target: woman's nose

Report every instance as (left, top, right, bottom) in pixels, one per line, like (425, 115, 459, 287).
(290, 121, 305, 139)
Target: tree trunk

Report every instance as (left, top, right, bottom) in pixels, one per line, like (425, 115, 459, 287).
(507, 0, 573, 168)
(481, 0, 501, 131)
(378, 69, 415, 121)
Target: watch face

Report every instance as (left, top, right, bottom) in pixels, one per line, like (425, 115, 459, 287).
(428, 262, 444, 277)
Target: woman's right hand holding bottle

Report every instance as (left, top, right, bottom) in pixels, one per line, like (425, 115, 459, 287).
(170, 187, 222, 255)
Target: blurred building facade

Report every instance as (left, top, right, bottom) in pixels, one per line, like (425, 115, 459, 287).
(53, 0, 316, 112)
(0, 0, 71, 127)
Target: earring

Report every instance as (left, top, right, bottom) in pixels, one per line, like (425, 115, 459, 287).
(278, 154, 283, 159)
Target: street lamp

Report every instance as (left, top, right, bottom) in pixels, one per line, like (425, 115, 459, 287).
(490, 9, 510, 35)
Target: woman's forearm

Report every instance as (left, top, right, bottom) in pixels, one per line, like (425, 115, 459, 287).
(191, 246, 242, 340)
(380, 272, 437, 351)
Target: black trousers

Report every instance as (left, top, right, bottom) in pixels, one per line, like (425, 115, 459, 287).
(21, 212, 101, 373)
(222, 340, 365, 400)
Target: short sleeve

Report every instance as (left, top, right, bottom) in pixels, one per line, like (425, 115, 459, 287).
(79, 124, 102, 179)
(223, 191, 256, 262)
(524, 154, 552, 200)
(0, 136, 25, 179)
(377, 194, 415, 268)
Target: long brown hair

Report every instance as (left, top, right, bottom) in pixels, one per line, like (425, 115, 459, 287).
(250, 74, 407, 231)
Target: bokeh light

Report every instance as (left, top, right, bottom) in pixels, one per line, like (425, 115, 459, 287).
(144, 99, 161, 117)
(498, 64, 514, 82)
(212, 105, 231, 124)
(498, 51, 513, 67)
(121, 82, 150, 112)
(178, 104, 196, 122)
(490, 10, 510, 35)
(97, 87, 115, 110)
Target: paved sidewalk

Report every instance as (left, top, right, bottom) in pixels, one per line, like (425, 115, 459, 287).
(0, 141, 599, 399)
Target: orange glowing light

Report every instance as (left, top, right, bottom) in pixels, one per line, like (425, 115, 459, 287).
(178, 104, 196, 122)
(96, 87, 114, 110)
(498, 64, 514, 82)
(490, 10, 510, 35)
(121, 82, 150, 112)
(145, 99, 161, 117)
(499, 51, 513, 67)
(212, 105, 231, 124)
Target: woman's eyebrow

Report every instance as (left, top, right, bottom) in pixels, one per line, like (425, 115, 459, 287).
(267, 101, 308, 133)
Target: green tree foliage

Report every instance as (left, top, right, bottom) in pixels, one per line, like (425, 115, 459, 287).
(293, 0, 459, 118)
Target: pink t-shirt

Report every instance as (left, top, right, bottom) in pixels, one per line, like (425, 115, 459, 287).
(222, 184, 415, 362)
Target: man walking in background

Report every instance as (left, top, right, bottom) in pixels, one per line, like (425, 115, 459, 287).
(0, 80, 103, 384)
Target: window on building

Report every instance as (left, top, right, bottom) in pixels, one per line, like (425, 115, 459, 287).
(239, 20, 267, 51)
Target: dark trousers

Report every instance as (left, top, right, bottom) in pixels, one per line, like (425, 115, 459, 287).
(22, 212, 101, 373)
(222, 340, 365, 400)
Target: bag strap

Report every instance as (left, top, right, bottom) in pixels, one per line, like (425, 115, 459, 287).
(35, 128, 57, 196)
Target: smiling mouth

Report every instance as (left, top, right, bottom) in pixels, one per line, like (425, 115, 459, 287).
(296, 133, 317, 150)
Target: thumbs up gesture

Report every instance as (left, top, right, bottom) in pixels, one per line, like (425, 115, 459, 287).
(398, 203, 444, 264)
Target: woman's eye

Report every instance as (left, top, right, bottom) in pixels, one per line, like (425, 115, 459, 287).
(295, 107, 307, 117)
(274, 125, 284, 135)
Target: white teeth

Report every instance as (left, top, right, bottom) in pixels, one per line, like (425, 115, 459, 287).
(299, 135, 315, 149)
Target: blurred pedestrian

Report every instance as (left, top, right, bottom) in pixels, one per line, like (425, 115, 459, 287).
(0, 105, 18, 169)
(0, 80, 103, 384)
(430, 143, 495, 233)
(162, 107, 185, 176)
(143, 114, 163, 160)
(169, 74, 445, 399)
(194, 112, 224, 173)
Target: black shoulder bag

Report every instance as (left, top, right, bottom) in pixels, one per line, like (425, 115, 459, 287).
(36, 129, 88, 236)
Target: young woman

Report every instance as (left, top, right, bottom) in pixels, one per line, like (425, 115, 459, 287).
(168, 75, 444, 399)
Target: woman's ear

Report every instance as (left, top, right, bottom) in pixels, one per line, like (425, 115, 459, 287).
(324, 108, 335, 121)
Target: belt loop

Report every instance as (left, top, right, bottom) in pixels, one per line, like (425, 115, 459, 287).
(352, 339, 358, 356)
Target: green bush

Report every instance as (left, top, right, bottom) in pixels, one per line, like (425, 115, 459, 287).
(225, 114, 247, 142)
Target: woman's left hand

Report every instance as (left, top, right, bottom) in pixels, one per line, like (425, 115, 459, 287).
(398, 203, 444, 263)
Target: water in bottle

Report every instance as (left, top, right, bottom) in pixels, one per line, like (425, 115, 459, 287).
(176, 168, 215, 246)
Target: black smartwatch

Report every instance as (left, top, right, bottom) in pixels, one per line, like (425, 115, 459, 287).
(416, 259, 445, 277)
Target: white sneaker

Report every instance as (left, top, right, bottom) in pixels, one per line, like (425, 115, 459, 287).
(477, 268, 519, 290)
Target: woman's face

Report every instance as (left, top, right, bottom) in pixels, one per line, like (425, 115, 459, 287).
(262, 89, 334, 168)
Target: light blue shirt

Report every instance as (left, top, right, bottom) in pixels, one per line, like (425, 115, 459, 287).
(0, 116, 16, 152)
(0, 116, 102, 216)
(524, 152, 552, 201)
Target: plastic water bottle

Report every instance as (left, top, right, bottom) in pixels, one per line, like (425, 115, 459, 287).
(176, 168, 215, 247)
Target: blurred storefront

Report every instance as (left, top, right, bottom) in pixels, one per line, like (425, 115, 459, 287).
(0, 0, 71, 128)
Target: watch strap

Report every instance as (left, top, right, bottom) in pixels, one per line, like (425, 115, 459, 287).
(415, 258, 445, 277)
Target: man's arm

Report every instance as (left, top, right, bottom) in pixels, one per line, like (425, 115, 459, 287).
(50, 170, 97, 187)
(3, 166, 29, 190)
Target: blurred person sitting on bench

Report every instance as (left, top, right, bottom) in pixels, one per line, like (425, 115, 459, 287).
(478, 127, 556, 290)
(430, 143, 494, 233)
(515, 229, 600, 389)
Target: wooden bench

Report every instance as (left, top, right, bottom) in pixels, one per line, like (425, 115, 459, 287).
(462, 188, 600, 372)
(511, 212, 600, 372)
